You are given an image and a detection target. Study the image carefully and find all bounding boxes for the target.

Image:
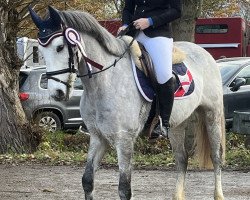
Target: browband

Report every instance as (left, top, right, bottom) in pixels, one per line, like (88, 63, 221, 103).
(38, 32, 63, 47)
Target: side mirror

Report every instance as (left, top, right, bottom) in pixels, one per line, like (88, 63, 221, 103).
(231, 77, 246, 92)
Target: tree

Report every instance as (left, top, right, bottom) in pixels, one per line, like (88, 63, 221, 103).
(20, 1, 118, 38)
(0, 0, 36, 153)
(172, 0, 203, 42)
(201, 0, 250, 19)
(0, 0, 65, 153)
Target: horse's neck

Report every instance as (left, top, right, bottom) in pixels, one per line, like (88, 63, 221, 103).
(83, 34, 109, 67)
(79, 34, 133, 96)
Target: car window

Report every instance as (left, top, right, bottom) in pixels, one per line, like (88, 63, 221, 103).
(219, 64, 240, 85)
(40, 74, 83, 90)
(196, 24, 228, 34)
(40, 74, 48, 89)
(19, 72, 29, 89)
(236, 65, 250, 85)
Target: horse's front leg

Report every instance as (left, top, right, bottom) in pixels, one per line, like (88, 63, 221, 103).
(116, 136, 134, 200)
(169, 128, 188, 200)
(82, 134, 108, 200)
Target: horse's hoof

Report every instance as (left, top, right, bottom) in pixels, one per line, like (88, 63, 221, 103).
(214, 195, 224, 200)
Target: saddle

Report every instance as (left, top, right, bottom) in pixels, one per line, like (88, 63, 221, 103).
(120, 35, 187, 86)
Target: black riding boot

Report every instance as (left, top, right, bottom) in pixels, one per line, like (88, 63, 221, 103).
(150, 77, 175, 139)
(141, 98, 156, 136)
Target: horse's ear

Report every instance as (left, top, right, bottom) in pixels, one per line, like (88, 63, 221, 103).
(48, 6, 63, 26)
(28, 6, 42, 28)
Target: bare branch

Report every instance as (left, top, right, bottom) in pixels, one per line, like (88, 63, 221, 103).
(195, 0, 203, 19)
(18, 0, 39, 20)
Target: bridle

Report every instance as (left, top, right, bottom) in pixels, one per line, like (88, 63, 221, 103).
(39, 28, 80, 87)
(39, 25, 136, 97)
(45, 38, 77, 88)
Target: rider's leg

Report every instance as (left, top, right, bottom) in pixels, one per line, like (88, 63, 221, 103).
(142, 98, 156, 127)
(151, 77, 175, 138)
(137, 33, 174, 138)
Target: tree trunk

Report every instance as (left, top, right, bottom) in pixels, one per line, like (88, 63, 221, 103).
(173, 0, 203, 42)
(0, 3, 40, 153)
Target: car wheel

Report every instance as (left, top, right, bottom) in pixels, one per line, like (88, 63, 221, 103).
(34, 112, 62, 132)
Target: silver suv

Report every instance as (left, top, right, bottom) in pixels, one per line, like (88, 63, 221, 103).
(19, 66, 83, 132)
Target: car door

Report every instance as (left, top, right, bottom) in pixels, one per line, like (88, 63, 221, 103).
(224, 64, 250, 119)
(63, 77, 83, 123)
(38, 73, 83, 127)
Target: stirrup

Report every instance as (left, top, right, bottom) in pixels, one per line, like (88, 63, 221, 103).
(149, 117, 169, 140)
(158, 116, 169, 137)
(78, 123, 90, 135)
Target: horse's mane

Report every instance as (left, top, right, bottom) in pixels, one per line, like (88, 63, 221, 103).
(59, 10, 126, 56)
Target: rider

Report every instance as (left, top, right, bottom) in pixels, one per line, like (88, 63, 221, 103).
(118, 0, 182, 139)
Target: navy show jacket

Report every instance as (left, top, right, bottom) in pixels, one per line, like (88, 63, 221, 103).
(122, 0, 182, 38)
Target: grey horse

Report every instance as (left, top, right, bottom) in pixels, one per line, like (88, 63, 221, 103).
(29, 6, 226, 200)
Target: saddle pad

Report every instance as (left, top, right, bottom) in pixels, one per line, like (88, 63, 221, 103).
(173, 62, 195, 99)
(132, 60, 155, 102)
(132, 60, 195, 102)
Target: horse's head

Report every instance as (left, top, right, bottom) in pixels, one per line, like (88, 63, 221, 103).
(29, 6, 81, 101)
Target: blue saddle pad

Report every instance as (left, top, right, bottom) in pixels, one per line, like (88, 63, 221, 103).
(132, 61, 195, 102)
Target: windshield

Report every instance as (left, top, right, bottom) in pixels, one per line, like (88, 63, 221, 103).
(218, 60, 246, 84)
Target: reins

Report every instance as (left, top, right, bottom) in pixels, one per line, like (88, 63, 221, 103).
(77, 36, 136, 78)
(77, 24, 138, 78)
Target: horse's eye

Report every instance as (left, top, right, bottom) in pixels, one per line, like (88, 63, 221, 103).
(56, 45, 64, 53)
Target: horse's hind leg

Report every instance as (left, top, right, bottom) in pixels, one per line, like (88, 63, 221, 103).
(115, 137, 134, 200)
(169, 127, 188, 200)
(205, 108, 225, 200)
(82, 134, 108, 200)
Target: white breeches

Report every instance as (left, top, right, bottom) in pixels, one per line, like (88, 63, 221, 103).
(136, 31, 173, 84)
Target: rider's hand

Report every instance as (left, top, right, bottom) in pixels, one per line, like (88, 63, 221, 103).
(133, 18, 150, 30)
(117, 25, 128, 35)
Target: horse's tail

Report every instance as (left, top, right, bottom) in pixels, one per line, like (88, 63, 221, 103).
(193, 108, 226, 169)
(220, 112, 226, 165)
(194, 109, 213, 169)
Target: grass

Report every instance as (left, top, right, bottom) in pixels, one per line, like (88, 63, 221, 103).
(0, 130, 249, 170)
(225, 132, 250, 168)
